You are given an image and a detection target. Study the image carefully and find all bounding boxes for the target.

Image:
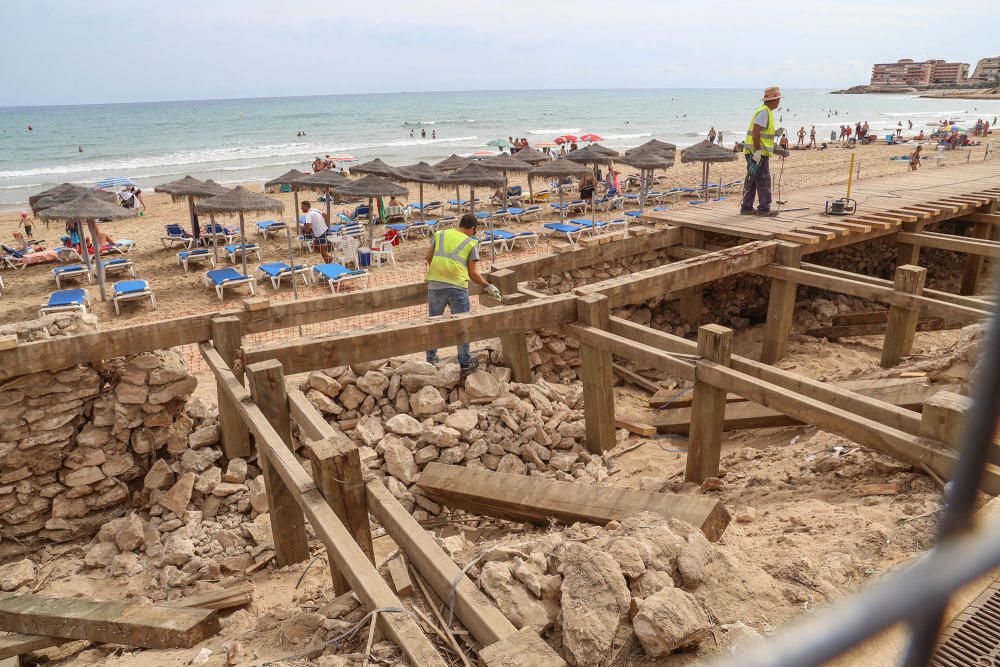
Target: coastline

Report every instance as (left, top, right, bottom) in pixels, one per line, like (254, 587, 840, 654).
(832, 84, 1000, 100)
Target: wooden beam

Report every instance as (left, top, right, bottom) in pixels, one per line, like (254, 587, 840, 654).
(365, 479, 518, 646)
(0, 594, 219, 650)
(245, 360, 310, 567)
(477, 626, 567, 666)
(685, 325, 733, 483)
(896, 231, 1000, 258)
(678, 229, 705, 329)
(960, 222, 992, 295)
(212, 316, 251, 459)
(576, 294, 617, 454)
(567, 325, 697, 382)
(760, 242, 804, 364)
(244, 295, 578, 375)
(805, 317, 957, 340)
(960, 212, 1000, 225)
(201, 345, 448, 667)
(489, 269, 532, 383)
(918, 391, 970, 449)
(415, 463, 731, 541)
(387, 556, 414, 597)
(306, 436, 376, 595)
(881, 265, 927, 368)
(611, 363, 661, 393)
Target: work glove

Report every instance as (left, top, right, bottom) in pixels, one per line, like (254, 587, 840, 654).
(752, 150, 762, 164)
(484, 284, 502, 300)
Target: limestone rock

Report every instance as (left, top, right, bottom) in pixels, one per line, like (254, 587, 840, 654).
(355, 416, 385, 448)
(385, 414, 422, 437)
(245, 513, 274, 548)
(0, 559, 35, 591)
(115, 513, 146, 552)
(410, 386, 446, 416)
(356, 371, 389, 398)
(558, 541, 630, 666)
(479, 561, 557, 633)
(181, 447, 222, 473)
(188, 424, 220, 449)
(445, 409, 479, 435)
(148, 376, 197, 405)
(308, 372, 342, 398)
(84, 541, 119, 569)
(414, 445, 439, 466)
(677, 532, 712, 589)
(496, 454, 527, 476)
(384, 443, 419, 485)
(248, 476, 268, 513)
(144, 458, 174, 490)
(63, 466, 104, 487)
(224, 458, 248, 484)
(163, 535, 195, 566)
(465, 370, 501, 399)
(195, 467, 222, 494)
(159, 472, 196, 517)
(339, 384, 367, 411)
(633, 587, 712, 657)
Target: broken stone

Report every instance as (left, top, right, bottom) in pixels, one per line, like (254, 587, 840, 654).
(194, 467, 222, 495)
(558, 541, 630, 666)
(223, 458, 248, 484)
(465, 370, 501, 399)
(181, 447, 222, 473)
(163, 535, 195, 566)
(409, 386, 446, 416)
(0, 558, 35, 591)
(84, 541, 119, 569)
(159, 472, 196, 517)
(308, 372, 342, 398)
(188, 424, 220, 449)
(356, 371, 389, 398)
(144, 458, 174, 490)
(338, 384, 366, 411)
(479, 561, 557, 633)
(384, 443, 419, 485)
(385, 414, 422, 437)
(444, 409, 479, 435)
(355, 415, 385, 447)
(633, 587, 712, 657)
(115, 513, 146, 552)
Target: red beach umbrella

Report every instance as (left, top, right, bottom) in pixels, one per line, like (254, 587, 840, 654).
(554, 135, 578, 145)
(580, 133, 604, 142)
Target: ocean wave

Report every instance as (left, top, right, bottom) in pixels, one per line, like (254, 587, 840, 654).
(403, 119, 477, 126)
(526, 128, 581, 135)
(881, 110, 967, 118)
(600, 133, 653, 140)
(0, 136, 479, 180)
(0, 183, 41, 190)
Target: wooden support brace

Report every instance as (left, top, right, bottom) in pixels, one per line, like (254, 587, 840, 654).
(211, 316, 251, 459)
(489, 268, 533, 383)
(306, 436, 376, 595)
(759, 242, 804, 364)
(960, 222, 991, 295)
(881, 264, 927, 368)
(575, 293, 617, 454)
(685, 325, 733, 483)
(918, 391, 970, 449)
(895, 221, 924, 268)
(245, 360, 310, 567)
(678, 228, 705, 329)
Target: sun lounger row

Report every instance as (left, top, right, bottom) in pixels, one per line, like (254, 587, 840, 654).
(52, 258, 137, 288)
(543, 218, 630, 244)
(40, 279, 156, 317)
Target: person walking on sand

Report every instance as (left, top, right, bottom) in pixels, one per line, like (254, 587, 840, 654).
(18, 211, 35, 240)
(424, 213, 501, 374)
(708, 127, 717, 143)
(797, 126, 805, 147)
(809, 125, 816, 148)
(909, 145, 922, 171)
(717, 130, 723, 146)
(741, 86, 781, 217)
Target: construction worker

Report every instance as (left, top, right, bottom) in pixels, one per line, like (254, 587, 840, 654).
(741, 86, 782, 217)
(424, 213, 501, 372)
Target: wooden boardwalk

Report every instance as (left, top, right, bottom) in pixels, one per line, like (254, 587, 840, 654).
(641, 159, 1000, 253)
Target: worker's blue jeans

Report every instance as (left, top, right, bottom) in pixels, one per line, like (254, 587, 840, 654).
(426, 286, 471, 366)
(741, 155, 772, 213)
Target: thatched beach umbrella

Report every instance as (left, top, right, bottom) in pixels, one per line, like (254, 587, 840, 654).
(513, 147, 549, 165)
(31, 185, 117, 230)
(350, 158, 399, 179)
(265, 169, 306, 191)
(196, 186, 283, 277)
(296, 170, 350, 218)
(565, 144, 619, 216)
(680, 140, 738, 203)
(442, 163, 506, 267)
(625, 139, 677, 158)
(39, 191, 137, 301)
(620, 148, 675, 213)
(333, 175, 408, 248)
(155, 175, 221, 248)
(433, 155, 470, 208)
(528, 159, 591, 222)
(393, 162, 443, 223)
(476, 154, 532, 211)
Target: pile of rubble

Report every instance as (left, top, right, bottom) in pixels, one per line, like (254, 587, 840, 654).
(302, 360, 624, 521)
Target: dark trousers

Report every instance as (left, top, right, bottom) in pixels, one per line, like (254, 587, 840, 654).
(741, 155, 772, 213)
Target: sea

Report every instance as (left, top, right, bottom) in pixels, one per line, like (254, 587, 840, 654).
(2, 88, 1000, 209)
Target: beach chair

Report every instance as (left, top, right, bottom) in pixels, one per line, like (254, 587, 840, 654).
(569, 219, 609, 235)
(53, 246, 83, 263)
(478, 229, 513, 253)
(531, 189, 551, 203)
(39, 288, 89, 316)
(566, 200, 588, 215)
(202, 223, 237, 245)
(331, 236, 361, 270)
(509, 230, 539, 249)
(106, 239, 136, 254)
(624, 206, 668, 219)
(448, 198, 469, 212)
(543, 222, 586, 244)
(257, 262, 312, 289)
(506, 206, 542, 223)
(101, 258, 137, 279)
(436, 216, 458, 229)
(256, 220, 287, 238)
(112, 280, 156, 315)
(204, 267, 256, 301)
(488, 210, 512, 226)
(52, 264, 92, 289)
(608, 218, 630, 234)
(594, 192, 624, 212)
(410, 201, 443, 216)
(161, 224, 194, 249)
(224, 243, 261, 264)
(177, 248, 216, 272)
(313, 263, 369, 293)
(370, 239, 397, 268)
(1, 245, 27, 270)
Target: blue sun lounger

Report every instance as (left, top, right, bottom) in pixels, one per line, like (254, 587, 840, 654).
(569, 218, 609, 232)
(161, 224, 194, 249)
(224, 243, 261, 264)
(480, 229, 538, 252)
(624, 206, 668, 218)
(255, 220, 287, 239)
(177, 248, 216, 272)
(505, 206, 542, 222)
(204, 267, 256, 301)
(112, 280, 156, 315)
(257, 262, 312, 289)
(101, 258, 137, 279)
(312, 263, 369, 293)
(39, 289, 89, 316)
(52, 264, 92, 289)
(543, 222, 585, 244)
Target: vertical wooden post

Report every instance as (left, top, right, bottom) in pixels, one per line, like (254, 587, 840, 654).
(575, 293, 616, 454)
(211, 316, 251, 459)
(880, 264, 927, 368)
(959, 221, 991, 295)
(760, 242, 804, 364)
(245, 360, 310, 567)
(490, 268, 533, 383)
(306, 436, 376, 595)
(685, 325, 733, 483)
(895, 221, 924, 268)
(918, 391, 971, 448)
(678, 228, 705, 330)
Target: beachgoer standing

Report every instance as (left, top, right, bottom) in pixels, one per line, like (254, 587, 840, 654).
(432, 130, 436, 139)
(717, 131, 723, 146)
(809, 126, 816, 148)
(19, 211, 35, 240)
(708, 127, 717, 143)
(797, 127, 805, 147)
(740, 86, 781, 217)
(301, 201, 331, 262)
(910, 145, 922, 171)
(424, 214, 500, 373)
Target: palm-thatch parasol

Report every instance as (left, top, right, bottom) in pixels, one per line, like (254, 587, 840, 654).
(154, 175, 223, 248)
(441, 163, 506, 267)
(528, 159, 591, 222)
(680, 140, 738, 203)
(476, 154, 532, 211)
(30, 185, 117, 231)
(196, 186, 284, 277)
(513, 147, 549, 164)
(333, 175, 408, 248)
(393, 162, 443, 223)
(265, 169, 306, 191)
(39, 192, 138, 301)
(350, 158, 399, 179)
(565, 145, 619, 216)
(625, 139, 677, 157)
(295, 170, 350, 218)
(433, 155, 470, 207)
(620, 148, 675, 213)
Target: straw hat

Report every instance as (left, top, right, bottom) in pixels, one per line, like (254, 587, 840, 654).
(763, 86, 782, 102)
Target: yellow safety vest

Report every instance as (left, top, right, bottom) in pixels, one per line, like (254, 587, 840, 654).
(744, 104, 775, 157)
(425, 229, 478, 288)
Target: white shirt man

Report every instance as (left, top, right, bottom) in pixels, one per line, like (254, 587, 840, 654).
(300, 201, 331, 261)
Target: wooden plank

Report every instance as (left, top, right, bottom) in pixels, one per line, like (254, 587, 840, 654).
(881, 265, 927, 368)
(611, 363, 661, 393)
(897, 231, 1000, 258)
(415, 463, 731, 541)
(568, 324, 697, 383)
(387, 556, 414, 597)
(0, 594, 219, 650)
(245, 360, 310, 567)
(960, 222, 991, 295)
(244, 295, 579, 375)
(212, 316, 251, 459)
(201, 345, 448, 667)
(490, 269, 532, 383)
(919, 391, 970, 449)
(685, 325, 733, 483)
(806, 318, 956, 340)
(760, 242, 804, 364)
(365, 479, 517, 646)
(576, 294, 617, 454)
(614, 416, 657, 437)
(961, 212, 1000, 225)
(477, 626, 567, 667)
(678, 228, 705, 329)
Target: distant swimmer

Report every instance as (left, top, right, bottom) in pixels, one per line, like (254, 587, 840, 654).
(27, 125, 32, 131)
(410, 129, 415, 138)
(78, 146, 83, 153)
(432, 130, 436, 139)
(421, 128, 426, 138)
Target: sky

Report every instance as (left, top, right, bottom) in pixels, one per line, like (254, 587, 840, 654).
(3, 0, 997, 107)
